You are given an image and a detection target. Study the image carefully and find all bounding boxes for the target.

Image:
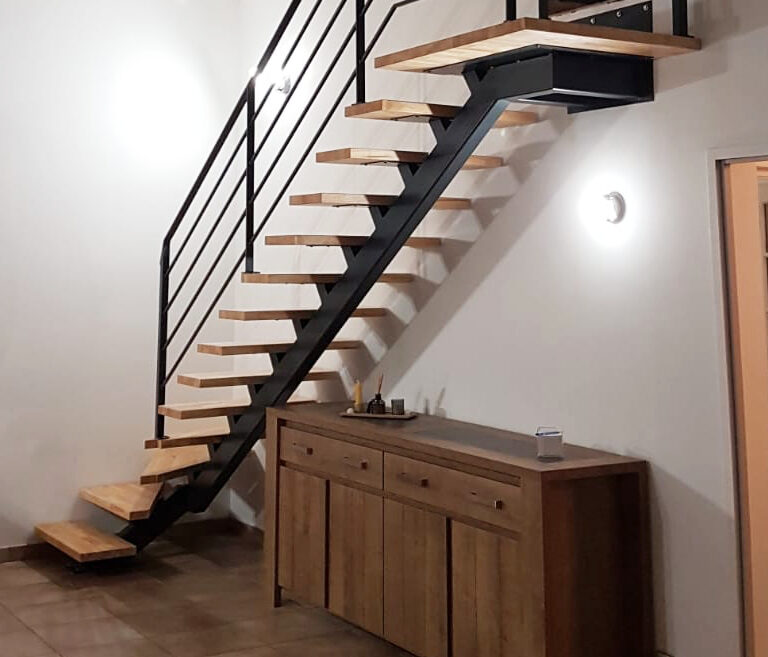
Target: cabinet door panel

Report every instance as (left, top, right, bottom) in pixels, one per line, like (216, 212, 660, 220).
(452, 521, 524, 657)
(278, 467, 327, 607)
(328, 483, 384, 635)
(383, 499, 448, 657)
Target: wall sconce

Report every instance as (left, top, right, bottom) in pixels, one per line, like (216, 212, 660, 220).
(602, 192, 626, 224)
(250, 66, 292, 95)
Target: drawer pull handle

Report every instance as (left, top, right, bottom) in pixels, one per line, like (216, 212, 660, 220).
(293, 443, 313, 456)
(469, 491, 504, 510)
(342, 456, 369, 470)
(398, 472, 429, 488)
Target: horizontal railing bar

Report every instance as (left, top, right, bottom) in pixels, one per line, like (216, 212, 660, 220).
(163, 0, 422, 383)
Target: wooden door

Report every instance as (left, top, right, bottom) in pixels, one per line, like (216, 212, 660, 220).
(723, 161, 768, 657)
(277, 467, 327, 607)
(383, 499, 448, 657)
(328, 483, 384, 635)
(451, 522, 524, 657)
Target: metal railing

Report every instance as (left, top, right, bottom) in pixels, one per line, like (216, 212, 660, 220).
(154, 0, 423, 438)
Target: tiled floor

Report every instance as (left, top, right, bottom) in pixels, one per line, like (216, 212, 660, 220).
(0, 526, 409, 657)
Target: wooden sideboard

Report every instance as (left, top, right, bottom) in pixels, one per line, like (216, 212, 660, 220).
(265, 403, 653, 657)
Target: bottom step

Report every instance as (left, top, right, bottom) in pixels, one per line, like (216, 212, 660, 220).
(35, 522, 136, 563)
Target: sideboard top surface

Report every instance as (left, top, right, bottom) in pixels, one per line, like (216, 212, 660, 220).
(268, 402, 644, 479)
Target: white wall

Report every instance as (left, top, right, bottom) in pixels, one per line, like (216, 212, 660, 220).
(0, 0, 259, 546)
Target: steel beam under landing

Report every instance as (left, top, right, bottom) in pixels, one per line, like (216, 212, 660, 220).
(469, 48, 654, 113)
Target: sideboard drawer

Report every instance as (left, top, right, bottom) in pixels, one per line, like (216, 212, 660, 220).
(280, 427, 383, 489)
(384, 454, 522, 531)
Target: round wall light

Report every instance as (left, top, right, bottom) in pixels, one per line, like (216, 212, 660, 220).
(602, 191, 626, 224)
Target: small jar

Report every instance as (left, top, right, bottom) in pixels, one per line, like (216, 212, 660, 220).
(535, 427, 564, 462)
(367, 394, 386, 415)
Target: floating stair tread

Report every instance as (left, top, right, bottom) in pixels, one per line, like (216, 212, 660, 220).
(375, 18, 702, 72)
(158, 396, 314, 420)
(290, 193, 471, 210)
(198, 340, 362, 356)
(141, 446, 211, 484)
(265, 235, 442, 248)
(345, 99, 538, 128)
(240, 272, 414, 284)
(219, 307, 388, 321)
(178, 369, 340, 389)
(316, 148, 503, 170)
(35, 522, 136, 563)
(79, 483, 162, 521)
(145, 428, 230, 450)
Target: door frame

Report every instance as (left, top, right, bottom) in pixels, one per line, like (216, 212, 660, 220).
(709, 144, 768, 657)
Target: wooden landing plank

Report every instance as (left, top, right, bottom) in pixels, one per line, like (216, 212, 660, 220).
(375, 18, 702, 72)
(145, 429, 229, 450)
(141, 446, 211, 484)
(79, 483, 162, 521)
(218, 307, 388, 321)
(289, 193, 471, 210)
(35, 522, 136, 563)
(345, 99, 539, 128)
(240, 272, 415, 284)
(158, 397, 315, 420)
(178, 369, 340, 389)
(198, 340, 362, 356)
(316, 148, 503, 170)
(265, 235, 442, 248)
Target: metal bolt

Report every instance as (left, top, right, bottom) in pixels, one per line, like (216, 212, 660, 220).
(643, 3, 650, 11)
(590, 17, 596, 24)
(616, 10, 623, 18)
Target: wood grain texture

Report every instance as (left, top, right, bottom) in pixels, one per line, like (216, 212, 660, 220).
(177, 369, 339, 389)
(140, 446, 210, 484)
(157, 399, 250, 420)
(452, 522, 524, 657)
(316, 148, 503, 170)
(723, 162, 768, 657)
(264, 413, 282, 607)
(289, 193, 471, 210)
(383, 499, 448, 657)
(197, 340, 362, 356)
(328, 483, 384, 635)
(265, 235, 442, 248)
(144, 428, 229, 450)
(280, 426, 383, 490)
(218, 307, 387, 321)
(240, 272, 415, 284)
(35, 523, 136, 563)
(345, 99, 538, 128)
(277, 467, 327, 607)
(375, 18, 702, 72)
(79, 483, 162, 521)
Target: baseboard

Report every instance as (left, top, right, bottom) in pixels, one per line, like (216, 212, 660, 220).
(0, 517, 262, 565)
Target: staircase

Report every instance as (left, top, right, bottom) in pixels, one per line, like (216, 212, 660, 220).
(35, 0, 700, 563)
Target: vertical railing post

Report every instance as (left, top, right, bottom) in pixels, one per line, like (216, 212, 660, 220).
(672, 0, 689, 36)
(155, 244, 170, 439)
(245, 76, 256, 273)
(538, 0, 549, 19)
(356, 0, 366, 104)
(506, 0, 516, 20)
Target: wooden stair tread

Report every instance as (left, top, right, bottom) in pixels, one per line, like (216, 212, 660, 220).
(345, 99, 538, 128)
(141, 446, 211, 484)
(79, 483, 162, 521)
(265, 235, 442, 248)
(198, 339, 362, 356)
(145, 428, 230, 450)
(375, 18, 702, 72)
(316, 148, 503, 170)
(158, 396, 314, 420)
(178, 369, 340, 389)
(290, 193, 471, 210)
(240, 272, 414, 284)
(35, 522, 136, 563)
(219, 307, 387, 321)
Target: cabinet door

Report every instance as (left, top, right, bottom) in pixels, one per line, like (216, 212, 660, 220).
(277, 467, 327, 607)
(383, 499, 448, 657)
(328, 483, 383, 635)
(452, 521, 524, 657)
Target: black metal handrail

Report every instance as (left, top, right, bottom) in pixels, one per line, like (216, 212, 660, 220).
(155, 0, 424, 438)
